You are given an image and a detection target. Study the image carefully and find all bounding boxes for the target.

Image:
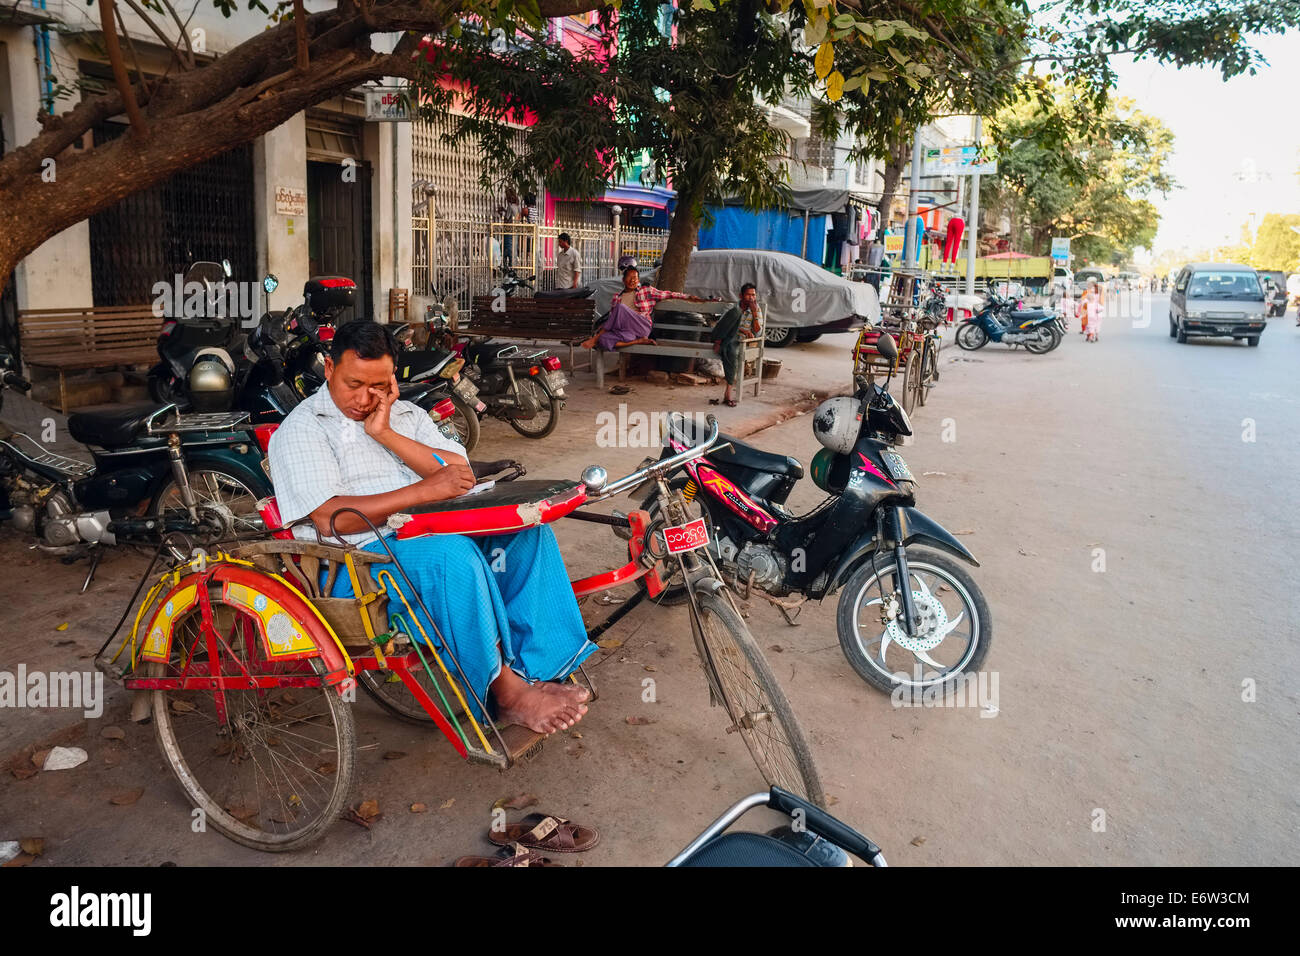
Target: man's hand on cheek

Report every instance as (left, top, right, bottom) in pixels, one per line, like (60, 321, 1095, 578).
(363, 375, 399, 439)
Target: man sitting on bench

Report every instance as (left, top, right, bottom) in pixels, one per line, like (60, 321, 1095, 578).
(268, 320, 594, 735)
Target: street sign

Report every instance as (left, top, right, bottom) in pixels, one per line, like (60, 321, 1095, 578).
(1051, 237, 1070, 261)
(365, 87, 411, 122)
(923, 145, 997, 177)
(274, 186, 305, 217)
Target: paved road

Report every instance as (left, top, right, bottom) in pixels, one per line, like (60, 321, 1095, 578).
(4, 297, 1296, 865)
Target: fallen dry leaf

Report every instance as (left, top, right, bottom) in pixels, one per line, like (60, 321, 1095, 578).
(20, 838, 44, 857)
(439, 798, 455, 810)
(826, 795, 839, 807)
(10, 766, 37, 781)
(643, 665, 657, 672)
(769, 644, 785, 653)
(31, 750, 49, 769)
(55, 622, 69, 632)
(170, 699, 197, 714)
(564, 741, 586, 757)
(410, 803, 427, 814)
(952, 529, 976, 536)
(315, 761, 337, 775)
(382, 750, 407, 761)
(355, 799, 381, 821)
(596, 638, 623, 649)
(2, 855, 35, 868)
(910, 836, 926, 847)
(225, 804, 259, 823)
(110, 789, 145, 807)
(341, 808, 372, 829)
(625, 715, 656, 726)
(100, 726, 126, 741)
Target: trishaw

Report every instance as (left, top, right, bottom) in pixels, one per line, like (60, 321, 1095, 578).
(852, 272, 945, 413)
(99, 416, 823, 851)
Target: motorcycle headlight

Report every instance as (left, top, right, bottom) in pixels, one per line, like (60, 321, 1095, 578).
(439, 357, 465, 379)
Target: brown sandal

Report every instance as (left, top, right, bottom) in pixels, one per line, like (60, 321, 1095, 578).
(453, 842, 563, 867)
(487, 813, 600, 853)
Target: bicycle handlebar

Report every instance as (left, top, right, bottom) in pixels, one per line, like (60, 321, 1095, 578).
(588, 414, 721, 500)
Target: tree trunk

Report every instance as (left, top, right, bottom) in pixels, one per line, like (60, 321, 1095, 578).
(657, 179, 706, 292)
(875, 137, 909, 243)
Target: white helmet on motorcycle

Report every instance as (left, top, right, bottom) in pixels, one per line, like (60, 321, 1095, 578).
(811, 396, 860, 455)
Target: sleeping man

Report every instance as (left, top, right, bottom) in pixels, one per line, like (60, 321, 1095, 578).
(268, 320, 594, 734)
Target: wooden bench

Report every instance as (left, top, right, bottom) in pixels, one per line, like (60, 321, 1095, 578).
(594, 300, 766, 404)
(465, 295, 598, 371)
(18, 305, 160, 412)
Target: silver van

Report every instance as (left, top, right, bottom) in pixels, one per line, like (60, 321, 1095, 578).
(1169, 262, 1268, 346)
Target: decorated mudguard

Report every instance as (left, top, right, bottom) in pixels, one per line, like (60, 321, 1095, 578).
(135, 561, 354, 692)
(391, 479, 587, 538)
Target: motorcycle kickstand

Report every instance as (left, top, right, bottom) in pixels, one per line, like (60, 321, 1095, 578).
(81, 549, 103, 593)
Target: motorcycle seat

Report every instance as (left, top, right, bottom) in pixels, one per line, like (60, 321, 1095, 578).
(1007, 308, 1049, 322)
(672, 416, 803, 480)
(68, 403, 168, 447)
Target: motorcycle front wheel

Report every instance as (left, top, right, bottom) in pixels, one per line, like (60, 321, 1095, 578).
(955, 323, 988, 350)
(835, 548, 992, 696)
(506, 377, 560, 439)
(690, 586, 825, 806)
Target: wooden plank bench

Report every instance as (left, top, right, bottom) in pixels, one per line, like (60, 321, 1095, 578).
(465, 296, 598, 371)
(594, 300, 766, 404)
(18, 305, 160, 412)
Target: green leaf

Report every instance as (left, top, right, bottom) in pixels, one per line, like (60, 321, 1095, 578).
(694, 0, 715, 9)
(887, 47, 907, 66)
(831, 14, 854, 29)
(841, 74, 865, 93)
(804, 15, 827, 47)
(875, 23, 895, 42)
(854, 23, 875, 39)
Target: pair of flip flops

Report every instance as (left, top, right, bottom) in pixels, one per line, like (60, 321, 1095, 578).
(709, 397, 738, 407)
(452, 813, 600, 867)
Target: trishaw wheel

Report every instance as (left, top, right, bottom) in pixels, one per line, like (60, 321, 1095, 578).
(358, 662, 443, 725)
(899, 351, 920, 415)
(692, 589, 825, 807)
(149, 591, 357, 852)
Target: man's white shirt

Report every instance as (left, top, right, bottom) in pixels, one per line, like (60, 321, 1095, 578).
(268, 386, 467, 546)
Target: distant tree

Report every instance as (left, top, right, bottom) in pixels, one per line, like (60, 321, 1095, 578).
(1247, 213, 1300, 272)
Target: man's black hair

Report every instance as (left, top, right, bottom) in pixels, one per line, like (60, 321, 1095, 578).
(330, 319, 398, 365)
(740, 282, 757, 296)
(558, 232, 572, 244)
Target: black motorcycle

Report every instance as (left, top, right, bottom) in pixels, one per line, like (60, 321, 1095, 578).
(635, 333, 992, 695)
(1, 350, 271, 585)
(461, 341, 566, 439)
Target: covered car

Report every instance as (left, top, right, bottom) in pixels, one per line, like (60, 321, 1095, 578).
(595, 248, 880, 347)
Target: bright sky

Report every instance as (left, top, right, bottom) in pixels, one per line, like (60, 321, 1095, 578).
(1110, 30, 1300, 258)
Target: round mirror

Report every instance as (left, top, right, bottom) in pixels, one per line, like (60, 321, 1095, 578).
(263, 274, 279, 294)
(876, 331, 899, 363)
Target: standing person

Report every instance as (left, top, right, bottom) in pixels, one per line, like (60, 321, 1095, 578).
(708, 283, 763, 407)
(1082, 281, 1103, 342)
(579, 266, 704, 351)
(554, 233, 581, 290)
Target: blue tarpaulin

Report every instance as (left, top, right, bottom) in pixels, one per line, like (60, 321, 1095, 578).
(697, 206, 828, 264)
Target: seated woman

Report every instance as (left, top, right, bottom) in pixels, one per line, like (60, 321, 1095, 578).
(580, 266, 706, 351)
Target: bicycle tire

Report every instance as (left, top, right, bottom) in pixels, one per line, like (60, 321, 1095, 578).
(692, 588, 825, 806)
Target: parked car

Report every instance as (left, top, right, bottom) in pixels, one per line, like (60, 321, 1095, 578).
(1115, 270, 1141, 290)
(1255, 270, 1288, 317)
(1072, 267, 1106, 296)
(594, 249, 881, 348)
(1169, 262, 1269, 346)
(1050, 266, 1073, 298)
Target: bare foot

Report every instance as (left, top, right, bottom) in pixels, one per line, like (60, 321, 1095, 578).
(492, 671, 589, 734)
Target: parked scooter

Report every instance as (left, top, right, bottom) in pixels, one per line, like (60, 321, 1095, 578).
(955, 292, 1062, 352)
(1, 349, 271, 585)
(633, 332, 992, 695)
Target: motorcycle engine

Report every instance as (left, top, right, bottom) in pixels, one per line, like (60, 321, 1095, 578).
(3, 476, 114, 549)
(736, 543, 788, 593)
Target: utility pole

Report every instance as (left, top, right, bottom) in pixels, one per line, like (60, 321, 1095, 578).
(965, 115, 982, 296)
(903, 128, 923, 266)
